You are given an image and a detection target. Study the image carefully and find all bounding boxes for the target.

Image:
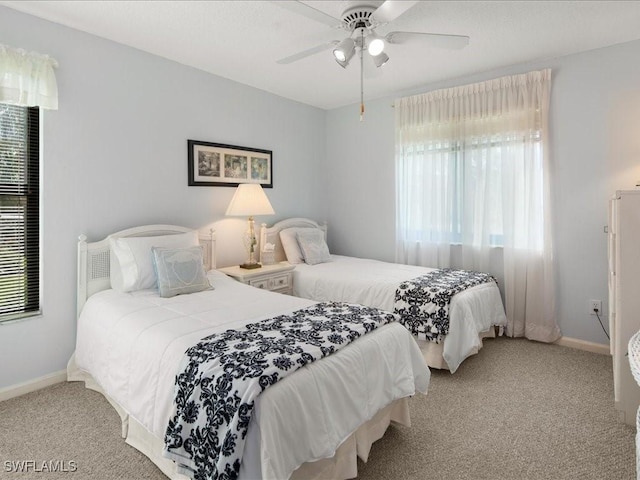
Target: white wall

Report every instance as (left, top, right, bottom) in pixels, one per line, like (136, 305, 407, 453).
(0, 6, 327, 389)
(326, 40, 640, 346)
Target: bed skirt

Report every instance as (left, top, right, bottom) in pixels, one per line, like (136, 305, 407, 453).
(417, 326, 499, 371)
(67, 354, 410, 480)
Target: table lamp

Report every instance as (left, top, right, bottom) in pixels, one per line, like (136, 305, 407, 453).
(225, 184, 275, 269)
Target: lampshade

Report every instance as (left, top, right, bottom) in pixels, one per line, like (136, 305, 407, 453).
(225, 184, 275, 217)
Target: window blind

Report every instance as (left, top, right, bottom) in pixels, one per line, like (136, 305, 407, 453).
(0, 104, 40, 321)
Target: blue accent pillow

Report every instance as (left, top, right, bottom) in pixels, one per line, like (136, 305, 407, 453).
(152, 245, 212, 298)
(296, 229, 331, 265)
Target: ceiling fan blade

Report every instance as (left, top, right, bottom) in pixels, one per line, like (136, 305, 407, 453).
(386, 31, 470, 50)
(272, 1, 341, 27)
(372, 1, 419, 24)
(277, 41, 339, 64)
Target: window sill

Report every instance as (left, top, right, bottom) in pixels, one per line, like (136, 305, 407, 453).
(0, 310, 43, 325)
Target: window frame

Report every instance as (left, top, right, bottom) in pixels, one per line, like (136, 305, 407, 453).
(0, 104, 41, 323)
(403, 130, 543, 249)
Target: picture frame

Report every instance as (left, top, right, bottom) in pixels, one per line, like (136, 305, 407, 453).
(188, 140, 272, 188)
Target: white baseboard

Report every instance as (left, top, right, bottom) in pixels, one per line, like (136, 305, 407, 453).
(554, 336, 610, 355)
(0, 370, 67, 402)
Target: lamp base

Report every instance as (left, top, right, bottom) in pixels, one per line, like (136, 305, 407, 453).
(239, 262, 262, 270)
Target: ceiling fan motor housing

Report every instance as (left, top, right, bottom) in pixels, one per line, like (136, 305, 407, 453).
(341, 5, 377, 32)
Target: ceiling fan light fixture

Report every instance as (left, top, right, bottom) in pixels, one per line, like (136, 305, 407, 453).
(372, 51, 389, 67)
(333, 38, 355, 66)
(367, 33, 385, 56)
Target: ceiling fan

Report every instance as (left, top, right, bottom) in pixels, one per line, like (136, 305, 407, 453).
(276, 1, 469, 66)
(274, 1, 470, 119)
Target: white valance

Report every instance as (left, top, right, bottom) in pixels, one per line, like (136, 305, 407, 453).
(0, 44, 58, 110)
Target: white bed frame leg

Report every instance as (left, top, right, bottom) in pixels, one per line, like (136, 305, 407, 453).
(77, 234, 88, 319)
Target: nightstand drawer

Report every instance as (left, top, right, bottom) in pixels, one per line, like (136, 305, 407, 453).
(249, 278, 270, 289)
(269, 274, 291, 290)
(217, 262, 295, 295)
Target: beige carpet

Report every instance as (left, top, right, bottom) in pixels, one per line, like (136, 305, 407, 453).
(0, 337, 635, 480)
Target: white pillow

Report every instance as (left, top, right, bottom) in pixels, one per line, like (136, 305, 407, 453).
(279, 227, 307, 264)
(296, 229, 331, 265)
(109, 230, 199, 292)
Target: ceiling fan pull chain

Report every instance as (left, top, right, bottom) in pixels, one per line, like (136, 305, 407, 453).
(360, 28, 365, 121)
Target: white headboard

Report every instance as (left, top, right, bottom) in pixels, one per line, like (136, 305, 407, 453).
(259, 218, 327, 264)
(77, 225, 216, 317)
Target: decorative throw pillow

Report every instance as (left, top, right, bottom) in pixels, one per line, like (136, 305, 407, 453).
(110, 230, 199, 292)
(296, 229, 331, 265)
(152, 245, 212, 298)
(279, 228, 307, 264)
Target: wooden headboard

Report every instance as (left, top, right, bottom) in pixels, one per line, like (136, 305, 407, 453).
(77, 225, 215, 317)
(259, 218, 327, 264)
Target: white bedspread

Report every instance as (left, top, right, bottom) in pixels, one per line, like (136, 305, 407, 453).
(73, 270, 429, 480)
(293, 255, 507, 373)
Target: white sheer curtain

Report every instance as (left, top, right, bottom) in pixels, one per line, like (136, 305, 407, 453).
(0, 44, 58, 109)
(395, 69, 560, 343)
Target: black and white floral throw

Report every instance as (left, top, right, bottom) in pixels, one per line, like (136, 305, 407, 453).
(162, 302, 397, 480)
(394, 268, 495, 343)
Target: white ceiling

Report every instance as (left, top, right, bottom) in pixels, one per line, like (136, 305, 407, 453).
(3, 0, 640, 110)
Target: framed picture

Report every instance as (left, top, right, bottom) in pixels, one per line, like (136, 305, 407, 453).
(188, 140, 272, 188)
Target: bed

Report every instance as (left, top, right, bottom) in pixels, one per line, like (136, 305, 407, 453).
(260, 218, 507, 373)
(67, 224, 430, 480)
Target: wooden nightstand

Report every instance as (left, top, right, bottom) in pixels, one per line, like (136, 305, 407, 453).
(217, 262, 295, 295)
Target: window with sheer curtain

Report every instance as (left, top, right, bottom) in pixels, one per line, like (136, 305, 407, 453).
(0, 44, 58, 322)
(400, 130, 543, 250)
(395, 69, 560, 343)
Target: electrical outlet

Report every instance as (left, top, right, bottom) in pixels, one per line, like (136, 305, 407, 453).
(589, 299, 602, 315)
